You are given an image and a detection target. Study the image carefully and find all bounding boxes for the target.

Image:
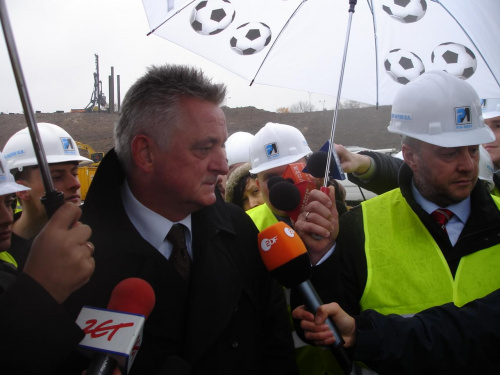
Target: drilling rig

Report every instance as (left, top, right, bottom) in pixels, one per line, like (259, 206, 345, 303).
(84, 54, 107, 112)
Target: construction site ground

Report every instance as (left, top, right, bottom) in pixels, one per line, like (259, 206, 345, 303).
(0, 105, 401, 154)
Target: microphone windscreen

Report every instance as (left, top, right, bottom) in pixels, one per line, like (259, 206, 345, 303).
(269, 181, 301, 211)
(107, 278, 156, 319)
(306, 151, 329, 178)
(267, 176, 285, 190)
(258, 222, 311, 288)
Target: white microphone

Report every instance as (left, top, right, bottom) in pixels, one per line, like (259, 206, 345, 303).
(76, 278, 156, 375)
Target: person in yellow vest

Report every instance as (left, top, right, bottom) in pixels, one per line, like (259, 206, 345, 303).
(333, 143, 496, 196)
(292, 71, 500, 373)
(247, 122, 345, 375)
(2, 123, 91, 270)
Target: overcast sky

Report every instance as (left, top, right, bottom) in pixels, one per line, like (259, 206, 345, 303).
(0, 0, 338, 114)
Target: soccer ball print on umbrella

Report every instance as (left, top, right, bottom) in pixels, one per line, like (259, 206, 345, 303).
(143, 0, 500, 106)
(230, 22, 272, 55)
(385, 48, 425, 84)
(431, 42, 477, 80)
(190, 0, 236, 35)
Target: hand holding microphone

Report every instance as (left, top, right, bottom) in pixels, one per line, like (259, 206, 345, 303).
(258, 222, 352, 375)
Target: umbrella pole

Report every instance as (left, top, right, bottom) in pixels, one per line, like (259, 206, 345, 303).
(323, 0, 358, 188)
(0, 0, 64, 217)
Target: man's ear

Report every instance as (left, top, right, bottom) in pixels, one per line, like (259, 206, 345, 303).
(131, 135, 155, 173)
(15, 180, 31, 201)
(402, 144, 417, 170)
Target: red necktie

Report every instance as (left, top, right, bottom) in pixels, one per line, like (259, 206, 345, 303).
(166, 224, 191, 280)
(431, 208, 454, 234)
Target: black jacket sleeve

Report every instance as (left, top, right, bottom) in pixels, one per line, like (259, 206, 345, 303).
(348, 151, 403, 195)
(353, 289, 500, 375)
(0, 272, 84, 375)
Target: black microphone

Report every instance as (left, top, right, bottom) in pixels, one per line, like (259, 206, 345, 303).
(305, 151, 333, 178)
(258, 222, 352, 375)
(302, 140, 346, 180)
(269, 180, 301, 212)
(267, 163, 317, 221)
(267, 175, 286, 190)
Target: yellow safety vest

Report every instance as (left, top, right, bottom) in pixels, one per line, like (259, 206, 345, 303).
(0, 251, 18, 268)
(246, 203, 341, 374)
(360, 189, 500, 315)
(246, 203, 278, 232)
(492, 185, 500, 198)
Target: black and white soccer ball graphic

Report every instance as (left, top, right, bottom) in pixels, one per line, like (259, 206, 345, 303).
(382, 0, 427, 23)
(190, 0, 235, 35)
(230, 22, 272, 55)
(384, 48, 425, 84)
(431, 42, 477, 79)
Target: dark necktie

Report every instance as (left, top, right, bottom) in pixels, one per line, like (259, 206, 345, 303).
(166, 224, 191, 280)
(431, 208, 454, 234)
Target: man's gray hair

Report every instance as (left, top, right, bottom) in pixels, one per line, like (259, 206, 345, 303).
(114, 64, 227, 172)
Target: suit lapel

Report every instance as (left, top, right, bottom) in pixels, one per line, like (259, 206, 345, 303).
(184, 197, 243, 364)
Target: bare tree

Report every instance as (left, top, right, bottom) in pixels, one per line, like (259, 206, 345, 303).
(338, 99, 370, 109)
(289, 100, 316, 113)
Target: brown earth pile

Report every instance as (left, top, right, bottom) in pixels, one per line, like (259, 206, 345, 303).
(0, 106, 401, 155)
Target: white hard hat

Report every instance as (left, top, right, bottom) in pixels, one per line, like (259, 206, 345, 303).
(0, 151, 30, 195)
(226, 131, 254, 167)
(483, 103, 500, 120)
(478, 145, 495, 192)
(2, 123, 92, 171)
(249, 122, 312, 174)
(388, 70, 495, 147)
(482, 98, 500, 113)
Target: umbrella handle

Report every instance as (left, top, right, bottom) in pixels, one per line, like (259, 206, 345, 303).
(0, 0, 63, 217)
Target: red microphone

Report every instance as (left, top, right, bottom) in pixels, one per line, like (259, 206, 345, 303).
(76, 278, 156, 375)
(258, 222, 352, 375)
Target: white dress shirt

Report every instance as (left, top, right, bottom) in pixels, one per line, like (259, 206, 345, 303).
(120, 180, 193, 260)
(411, 182, 470, 246)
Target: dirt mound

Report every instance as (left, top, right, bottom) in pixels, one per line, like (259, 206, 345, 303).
(0, 106, 401, 155)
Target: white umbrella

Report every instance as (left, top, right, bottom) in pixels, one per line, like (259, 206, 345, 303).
(142, 0, 500, 106)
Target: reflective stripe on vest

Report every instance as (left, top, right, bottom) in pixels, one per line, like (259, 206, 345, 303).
(360, 189, 500, 315)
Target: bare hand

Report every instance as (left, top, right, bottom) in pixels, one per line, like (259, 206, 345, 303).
(335, 144, 371, 174)
(292, 303, 356, 348)
(293, 186, 338, 265)
(24, 202, 95, 303)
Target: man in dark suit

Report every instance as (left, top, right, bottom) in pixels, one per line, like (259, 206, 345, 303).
(59, 64, 297, 375)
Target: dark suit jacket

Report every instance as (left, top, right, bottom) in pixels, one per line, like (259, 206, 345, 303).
(59, 149, 297, 375)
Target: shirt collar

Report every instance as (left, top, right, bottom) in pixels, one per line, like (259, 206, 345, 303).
(120, 180, 192, 251)
(411, 180, 471, 224)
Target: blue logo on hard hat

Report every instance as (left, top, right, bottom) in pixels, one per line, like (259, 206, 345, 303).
(456, 107, 471, 124)
(265, 142, 279, 160)
(60, 137, 77, 154)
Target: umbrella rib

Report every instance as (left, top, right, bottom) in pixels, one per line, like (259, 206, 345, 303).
(146, 0, 197, 36)
(366, 0, 379, 108)
(249, 0, 307, 86)
(431, 0, 500, 89)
